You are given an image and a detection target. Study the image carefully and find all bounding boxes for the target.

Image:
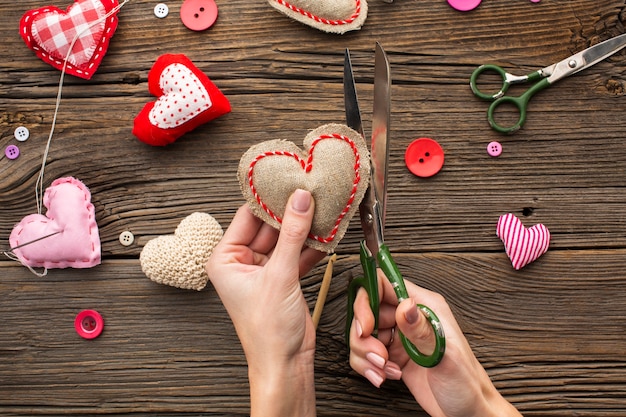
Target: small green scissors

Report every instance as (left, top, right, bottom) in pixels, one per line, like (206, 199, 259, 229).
(344, 43, 445, 368)
(470, 32, 626, 134)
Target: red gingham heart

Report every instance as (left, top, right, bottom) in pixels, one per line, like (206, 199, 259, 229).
(19, 0, 120, 79)
(496, 213, 550, 270)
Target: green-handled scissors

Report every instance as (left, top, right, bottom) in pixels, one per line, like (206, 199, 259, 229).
(470, 32, 626, 134)
(344, 43, 445, 368)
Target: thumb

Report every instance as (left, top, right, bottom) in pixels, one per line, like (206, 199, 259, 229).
(267, 189, 315, 280)
(396, 298, 437, 356)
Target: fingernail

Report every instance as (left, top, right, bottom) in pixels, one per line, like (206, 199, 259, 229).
(364, 369, 384, 388)
(355, 319, 363, 338)
(405, 304, 419, 325)
(291, 189, 311, 213)
(366, 352, 386, 369)
(384, 362, 403, 380)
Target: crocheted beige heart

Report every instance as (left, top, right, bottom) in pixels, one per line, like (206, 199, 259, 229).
(238, 123, 370, 253)
(268, 0, 368, 34)
(140, 212, 223, 290)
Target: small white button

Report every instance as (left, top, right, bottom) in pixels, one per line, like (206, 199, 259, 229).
(119, 231, 135, 246)
(14, 126, 30, 142)
(154, 3, 169, 18)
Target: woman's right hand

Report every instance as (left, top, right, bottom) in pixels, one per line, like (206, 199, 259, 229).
(348, 271, 523, 417)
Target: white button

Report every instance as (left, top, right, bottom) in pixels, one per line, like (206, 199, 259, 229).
(154, 3, 169, 18)
(119, 231, 135, 246)
(14, 126, 30, 142)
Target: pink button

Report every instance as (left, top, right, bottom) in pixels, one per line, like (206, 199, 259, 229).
(5, 145, 20, 160)
(75, 310, 104, 339)
(180, 0, 218, 31)
(405, 138, 445, 178)
(447, 0, 482, 11)
(487, 141, 502, 157)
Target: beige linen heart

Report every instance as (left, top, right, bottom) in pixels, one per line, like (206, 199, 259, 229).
(238, 123, 370, 253)
(268, 0, 368, 34)
(140, 212, 223, 290)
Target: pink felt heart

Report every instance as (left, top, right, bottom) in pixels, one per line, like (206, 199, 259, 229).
(496, 213, 550, 270)
(238, 123, 370, 253)
(268, 0, 368, 34)
(132, 54, 231, 146)
(19, 0, 120, 80)
(9, 177, 101, 269)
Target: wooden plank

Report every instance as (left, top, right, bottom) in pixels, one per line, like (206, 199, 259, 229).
(1, 0, 626, 415)
(0, 249, 625, 416)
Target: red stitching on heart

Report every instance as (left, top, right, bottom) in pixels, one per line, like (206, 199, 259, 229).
(273, 0, 362, 26)
(247, 133, 362, 243)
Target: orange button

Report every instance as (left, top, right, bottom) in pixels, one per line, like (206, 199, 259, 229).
(180, 0, 218, 31)
(405, 138, 444, 178)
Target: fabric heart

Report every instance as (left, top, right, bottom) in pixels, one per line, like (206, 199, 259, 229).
(9, 177, 101, 269)
(238, 123, 370, 253)
(268, 0, 368, 34)
(132, 54, 231, 146)
(140, 212, 223, 291)
(496, 213, 550, 270)
(20, 0, 121, 80)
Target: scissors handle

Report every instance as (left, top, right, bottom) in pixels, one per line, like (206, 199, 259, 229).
(346, 241, 380, 343)
(486, 77, 551, 134)
(377, 244, 445, 368)
(470, 64, 551, 134)
(470, 64, 544, 100)
(346, 241, 446, 368)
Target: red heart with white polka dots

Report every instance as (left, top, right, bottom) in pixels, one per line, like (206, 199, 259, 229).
(496, 213, 550, 270)
(132, 54, 231, 146)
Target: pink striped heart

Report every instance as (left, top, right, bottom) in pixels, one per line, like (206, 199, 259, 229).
(496, 213, 550, 270)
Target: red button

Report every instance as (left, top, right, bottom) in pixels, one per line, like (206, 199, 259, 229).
(75, 310, 104, 339)
(180, 0, 218, 31)
(405, 138, 444, 178)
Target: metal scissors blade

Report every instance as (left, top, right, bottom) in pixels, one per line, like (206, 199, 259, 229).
(371, 42, 391, 229)
(344, 50, 364, 140)
(544, 32, 626, 83)
(344, 45, 391, 257)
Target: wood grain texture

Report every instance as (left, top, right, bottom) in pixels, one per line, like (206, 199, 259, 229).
(1, 0, 626, 415)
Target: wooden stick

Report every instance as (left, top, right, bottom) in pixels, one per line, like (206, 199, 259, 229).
(312, 253, 337, 330)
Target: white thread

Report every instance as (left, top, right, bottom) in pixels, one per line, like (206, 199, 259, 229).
(35, 0, 129, 214)
(8, 0, 129, 276)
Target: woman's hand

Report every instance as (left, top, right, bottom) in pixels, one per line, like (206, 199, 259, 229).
(349, 272, 522, 417)
(206, 190, 325, 417)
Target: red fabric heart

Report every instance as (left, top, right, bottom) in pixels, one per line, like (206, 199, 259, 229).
(132, 54, 231, 146)
(9, 177, 101, 269)
(20, 0, 120, 80)
(496, 213, 550, 270)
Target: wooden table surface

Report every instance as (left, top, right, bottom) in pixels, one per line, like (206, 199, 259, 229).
(2, 0, 626, 415)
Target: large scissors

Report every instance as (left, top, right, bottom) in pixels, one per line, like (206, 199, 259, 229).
(344, 43, 445, 368)
(470, 32, 626, 134)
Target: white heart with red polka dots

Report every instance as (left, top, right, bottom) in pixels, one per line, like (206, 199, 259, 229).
(149, 63, 212, 129)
